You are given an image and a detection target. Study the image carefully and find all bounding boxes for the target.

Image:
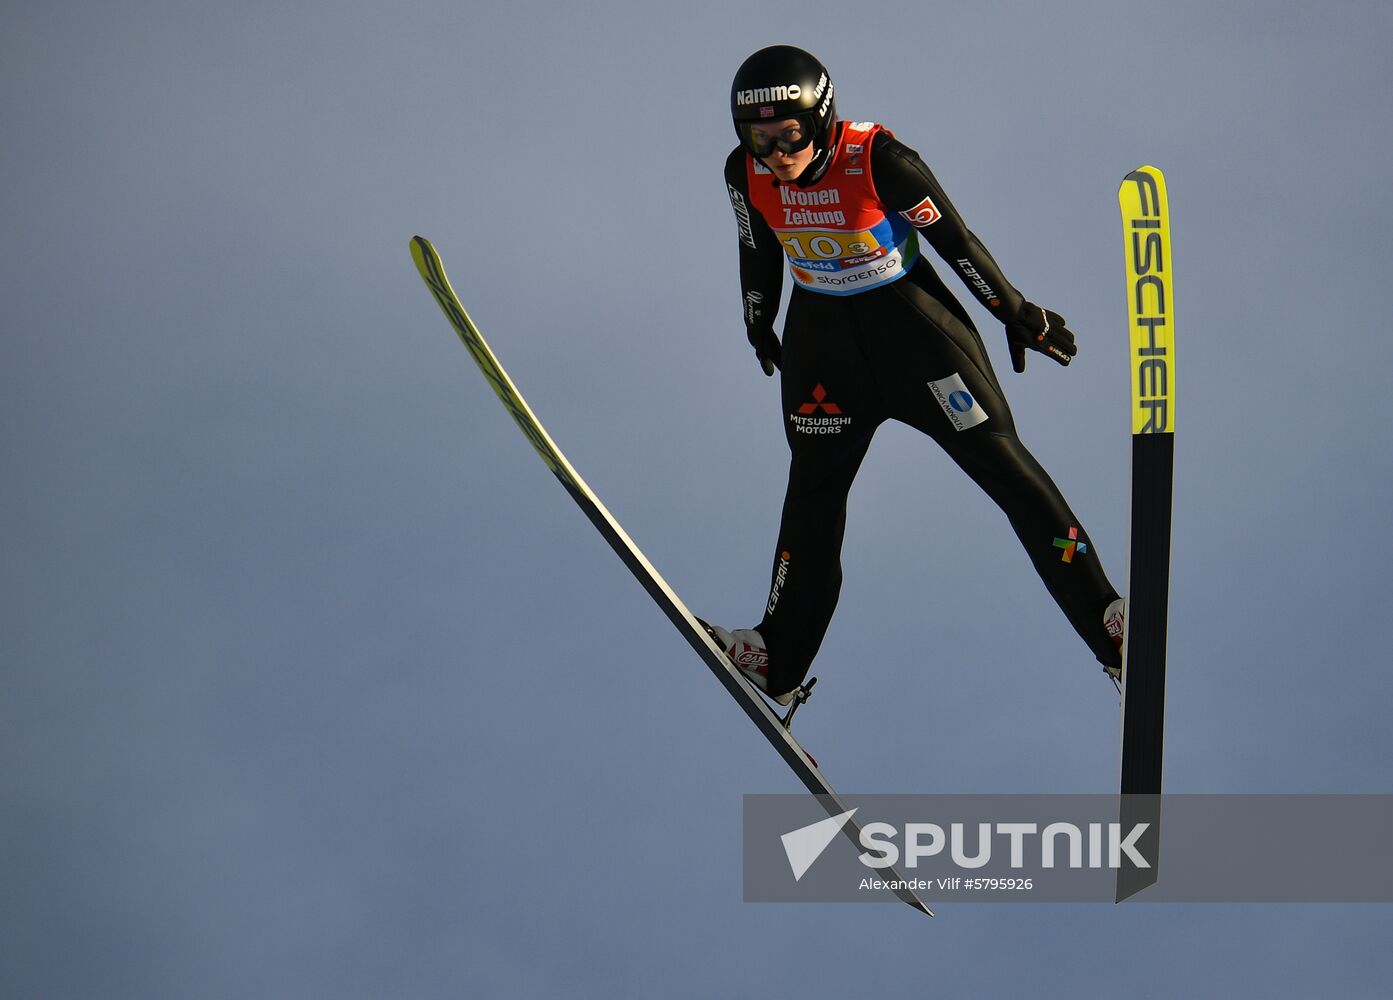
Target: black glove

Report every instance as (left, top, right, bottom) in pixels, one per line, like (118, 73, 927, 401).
(1005, 301, 1077, 373)
(747, 326, 782, 376)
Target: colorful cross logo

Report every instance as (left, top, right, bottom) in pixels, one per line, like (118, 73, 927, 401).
(1053, 526, 1089, 563)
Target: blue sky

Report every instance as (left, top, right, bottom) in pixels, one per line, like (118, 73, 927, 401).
(5, 1, 1391, 996)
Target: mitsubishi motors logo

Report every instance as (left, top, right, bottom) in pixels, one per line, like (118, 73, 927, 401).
(790, 384, 851, 435)
(798, 384, 842, 415)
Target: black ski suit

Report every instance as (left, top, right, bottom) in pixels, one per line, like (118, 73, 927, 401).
(724, 122, 1121, 695)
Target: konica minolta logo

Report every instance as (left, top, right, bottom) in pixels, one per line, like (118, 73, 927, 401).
(735, 72, 828, 107)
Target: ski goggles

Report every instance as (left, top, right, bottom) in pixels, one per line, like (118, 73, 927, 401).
(737, 115, 816, 158)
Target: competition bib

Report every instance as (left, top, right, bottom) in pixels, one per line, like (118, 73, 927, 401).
(746, 122, 917, 296)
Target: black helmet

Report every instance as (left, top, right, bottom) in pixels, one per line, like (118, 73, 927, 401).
(730, 45, 836, 159)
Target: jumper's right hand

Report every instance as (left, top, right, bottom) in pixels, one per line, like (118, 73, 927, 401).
(747, 325, 782, 376)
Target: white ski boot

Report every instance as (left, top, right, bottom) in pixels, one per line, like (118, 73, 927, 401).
(701, 623, 796, 706)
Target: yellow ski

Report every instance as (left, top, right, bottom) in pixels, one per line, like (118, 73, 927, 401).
(1116, 166, 1176, 902)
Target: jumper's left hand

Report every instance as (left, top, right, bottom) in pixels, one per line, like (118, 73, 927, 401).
(1005, 301, 1077, 373)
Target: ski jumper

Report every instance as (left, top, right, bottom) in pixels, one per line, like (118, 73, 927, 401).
(724, 121, 1122, 694)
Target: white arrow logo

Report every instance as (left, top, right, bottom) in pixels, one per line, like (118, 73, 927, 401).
(781, 808, 857, 881)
